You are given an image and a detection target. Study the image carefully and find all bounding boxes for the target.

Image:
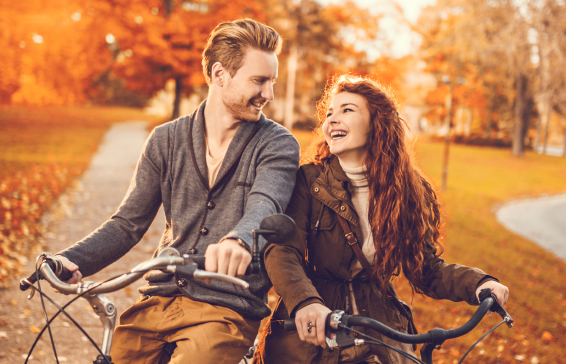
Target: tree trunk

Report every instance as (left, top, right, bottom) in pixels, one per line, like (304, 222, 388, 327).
(484, 101, 493, 140)
(171, 76, 183, 121)
(441, 83, 454, 191)
(284, 44, 298, 130)
(512, 72, 527, 157)
(163, 0, 174, 19)
(542, 95, 552, 154)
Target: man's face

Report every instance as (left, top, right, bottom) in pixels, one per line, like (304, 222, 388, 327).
(221, 48, 278, 122)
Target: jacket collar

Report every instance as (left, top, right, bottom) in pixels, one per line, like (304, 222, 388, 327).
(312, 155, 359, 226)
(189, 99, 261, 192)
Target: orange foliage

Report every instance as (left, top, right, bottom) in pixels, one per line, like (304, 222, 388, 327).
(1, 0, 111, 105)
(106, 0, 267, 98)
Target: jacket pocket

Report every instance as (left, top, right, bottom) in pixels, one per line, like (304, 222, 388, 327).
(310, 205, 337, 232)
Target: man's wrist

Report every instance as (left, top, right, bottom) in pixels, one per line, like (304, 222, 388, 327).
(219, 237, 250, 253)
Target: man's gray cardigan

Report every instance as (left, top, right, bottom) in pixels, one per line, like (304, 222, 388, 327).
(58, 100, 300, 320)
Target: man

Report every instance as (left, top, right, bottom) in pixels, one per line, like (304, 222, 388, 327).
(57, 19, 300, 363)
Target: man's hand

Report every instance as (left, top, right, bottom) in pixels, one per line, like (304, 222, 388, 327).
(55, 255, 82, 284)
(476, 280, 509, 307)
(295, 303, 331, 348)
(204, 239, 251, 277)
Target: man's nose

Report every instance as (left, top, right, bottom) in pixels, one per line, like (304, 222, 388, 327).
(261, 83, 274, 102)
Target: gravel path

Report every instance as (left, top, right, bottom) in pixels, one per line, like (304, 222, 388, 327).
(496, 193, 566, 262)
(0, 121, 165, 363)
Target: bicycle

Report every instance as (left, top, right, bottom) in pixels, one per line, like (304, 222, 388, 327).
(282, 288, 514, 364)
(20, 213, 296, 364)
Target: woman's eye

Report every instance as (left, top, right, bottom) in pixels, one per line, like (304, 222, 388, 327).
(326, 112, 333, 118)
(344, 108, 353, 113)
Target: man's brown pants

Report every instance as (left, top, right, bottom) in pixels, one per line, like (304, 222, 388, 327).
(110, 296, 260, 364)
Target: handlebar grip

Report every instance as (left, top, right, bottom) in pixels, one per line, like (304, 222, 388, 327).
(20, 255, 74, 291)
(283, 313, 335, 332)
(284, 318, 296, 331)
(186, 255, 255, 275)
(478, 288, 514, 327)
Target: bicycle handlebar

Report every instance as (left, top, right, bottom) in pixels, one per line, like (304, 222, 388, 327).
(283, 288, 513, 346)
(20, 253, 249, 296)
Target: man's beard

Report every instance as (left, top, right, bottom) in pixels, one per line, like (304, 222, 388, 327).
(223, 92, 267, 122)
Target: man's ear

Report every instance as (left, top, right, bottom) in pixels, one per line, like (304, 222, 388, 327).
(211, 62, 225, 87)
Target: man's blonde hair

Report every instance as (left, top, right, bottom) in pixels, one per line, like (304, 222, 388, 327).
(202, 19, 282, 84)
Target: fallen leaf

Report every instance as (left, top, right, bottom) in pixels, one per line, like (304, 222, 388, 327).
(39, 350, 46, 355)
(30, 325, 40, 333)
(23, 309, 31, 315)
(515, 355, 525, 361)
(10, 300, 17, 306)
(0, 331, 7, 338)
(541, 331, 553, 341)
(497, 345, 504, 352)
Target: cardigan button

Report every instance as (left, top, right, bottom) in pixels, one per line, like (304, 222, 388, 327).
(200, 227, 209, 235)
(177, 278, 188, 287)
(314, 187, 319, 193)
(207, 201, 215, 209)
(340, 205, 346, 211)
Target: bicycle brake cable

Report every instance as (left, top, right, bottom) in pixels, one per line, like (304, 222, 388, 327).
(34, 255, 60, 364)
(26, 281, 111, 364)
(26, 269, 150, 364)
(457, 320, 506, 364)
(338, 324, 426, 364)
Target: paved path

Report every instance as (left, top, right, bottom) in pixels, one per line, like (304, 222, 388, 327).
(496, 193, 566, 262)
(0, 121, 165, 363)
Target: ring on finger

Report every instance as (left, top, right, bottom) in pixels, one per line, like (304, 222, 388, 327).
(307, 321, 316, 333)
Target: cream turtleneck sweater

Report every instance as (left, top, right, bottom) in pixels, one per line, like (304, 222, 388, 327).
(339, 160, 376, 277)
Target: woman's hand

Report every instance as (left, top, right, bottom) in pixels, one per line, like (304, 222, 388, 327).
(295, 303, 332, 347)
(476, 280, 509, 307)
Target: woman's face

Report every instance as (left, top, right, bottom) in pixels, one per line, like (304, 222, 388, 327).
(323, 92, 371, 167)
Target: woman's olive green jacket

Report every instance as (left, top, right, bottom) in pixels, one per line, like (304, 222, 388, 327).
(255, 156, 494, 364)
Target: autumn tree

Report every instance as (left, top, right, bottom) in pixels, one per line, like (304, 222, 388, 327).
(96, 0, 266, 120)
(417, 0, 540, 157)
(530, 0, 566, 154)
(261, 0, 382, 129)
(0, 0, 112, 105)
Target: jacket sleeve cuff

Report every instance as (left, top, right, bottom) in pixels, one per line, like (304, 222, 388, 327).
(291, 297, 325, 317)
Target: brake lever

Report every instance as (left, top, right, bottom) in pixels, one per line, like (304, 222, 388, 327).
(478, 288, 514, 328)
(165, 264, 249, 289)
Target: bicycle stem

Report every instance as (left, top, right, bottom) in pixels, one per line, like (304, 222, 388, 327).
(83, 293, 116, 357)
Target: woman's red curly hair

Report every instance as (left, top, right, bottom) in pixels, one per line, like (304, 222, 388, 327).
(303, 73, 444, 293)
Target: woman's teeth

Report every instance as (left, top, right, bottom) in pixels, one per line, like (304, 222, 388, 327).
(330, 130, 347, 139)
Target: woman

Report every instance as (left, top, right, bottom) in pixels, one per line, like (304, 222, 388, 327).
(254, 74, 509, 364)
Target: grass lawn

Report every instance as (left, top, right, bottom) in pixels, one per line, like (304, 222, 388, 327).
(0, 105, 162, 284)
(293, 130, 566, 363)
(406, 141, 566, 364)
